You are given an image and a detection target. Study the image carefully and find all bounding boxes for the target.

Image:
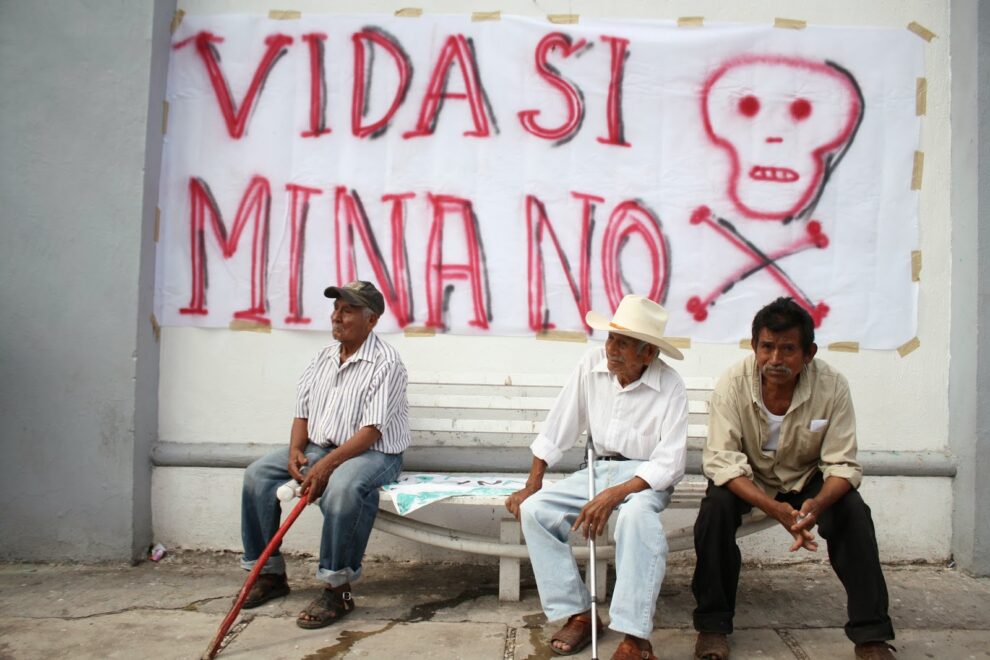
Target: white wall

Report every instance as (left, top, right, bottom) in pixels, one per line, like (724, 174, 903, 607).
(153, 0, 959, 564)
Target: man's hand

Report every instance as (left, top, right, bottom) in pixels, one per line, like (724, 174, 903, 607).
(572, 487, 625, 540)
(299, 455, 338, 504)
(287, 447, 309, 482)
(769, 500, 818, 552)
(505, 485, 540, 521)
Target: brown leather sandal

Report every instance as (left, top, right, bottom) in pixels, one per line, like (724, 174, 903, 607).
(611, 637, 657, 660)
(296, 587, 355, 629)
(694, 632, 730, 660)
(242, 573, 290, 609)
(549, 613, 604, 656)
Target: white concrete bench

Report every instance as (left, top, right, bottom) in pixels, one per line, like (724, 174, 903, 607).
(376, 371, 775, 601)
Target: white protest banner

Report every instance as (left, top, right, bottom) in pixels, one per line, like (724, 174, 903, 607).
(155, 15, 922, 347)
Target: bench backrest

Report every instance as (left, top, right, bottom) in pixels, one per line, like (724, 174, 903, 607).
(403, 371, 713, 473)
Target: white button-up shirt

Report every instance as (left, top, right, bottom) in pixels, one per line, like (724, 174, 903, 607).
(530, 347, 688, 491)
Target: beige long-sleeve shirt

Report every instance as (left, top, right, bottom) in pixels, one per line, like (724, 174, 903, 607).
(703, 354, 862, 495)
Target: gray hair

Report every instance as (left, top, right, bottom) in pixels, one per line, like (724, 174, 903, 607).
(635, 340, 654, 357)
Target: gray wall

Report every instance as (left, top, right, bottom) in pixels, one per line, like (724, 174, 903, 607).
(0, 1, 172, 561)
(950, 0, 990, 576)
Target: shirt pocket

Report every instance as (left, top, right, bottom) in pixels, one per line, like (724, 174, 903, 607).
(788, 426, 827, 466)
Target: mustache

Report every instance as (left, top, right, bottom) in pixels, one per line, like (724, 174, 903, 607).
(762, 364, 793, 377)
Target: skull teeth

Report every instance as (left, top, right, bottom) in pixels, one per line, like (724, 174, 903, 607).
(749, 166, 799, 182)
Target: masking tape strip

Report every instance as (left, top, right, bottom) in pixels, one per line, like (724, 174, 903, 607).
(536, 330, 587, 343)
(907, 21, 937, 42)
(828, 341, 860, 353)
(916, 78, 927, 116)
(154, 208, 160, 243)
(739, 339, 751, 350)
(472, 11, 501, 21)
(548, 14, 579, 24)
(229, 319, 272, 333)
(666, 337, 691, 349)
(404, 326, 436, 337)
(150, 314, 161, 342)
(395, 8, 423, 17)
(911, 151, 925, 190)
(162, 100, 169, 135)
(774, 18, 807, 30)
(170, 10, 185, 34)
(268, 9, 301, 20)
(912, 251, 922, 282)
(678, 16, 704, 27)
(897, 337, 920, 357)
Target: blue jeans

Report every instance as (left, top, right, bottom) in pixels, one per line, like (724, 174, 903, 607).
(240, 442, 402, 587)
(519, 460, 672, 639)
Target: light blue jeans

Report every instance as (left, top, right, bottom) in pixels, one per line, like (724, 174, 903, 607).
(240, 442, 402, 587)
(519, 460, 672, 639)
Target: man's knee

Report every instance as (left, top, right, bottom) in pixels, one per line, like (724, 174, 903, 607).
(320, 478, 365, 517)
(698, 482, 743, 519)
(819, 488, 875, 538)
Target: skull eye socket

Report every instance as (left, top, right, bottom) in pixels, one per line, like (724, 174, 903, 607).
(790, 98, 812, 121)
(738, 95, 760, 117)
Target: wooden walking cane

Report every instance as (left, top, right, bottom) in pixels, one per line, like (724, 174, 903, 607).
(586, 436, 600, 660)
(202, 493, 310, 660)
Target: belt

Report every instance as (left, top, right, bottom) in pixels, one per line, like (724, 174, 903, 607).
(597, 454, 630, 461)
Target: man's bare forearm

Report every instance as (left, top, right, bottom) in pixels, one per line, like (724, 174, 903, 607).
(525, 456, 549, 490)
(290, 417, 309, 451)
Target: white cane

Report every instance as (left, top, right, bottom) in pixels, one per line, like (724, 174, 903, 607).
(586, 436, 600, 660)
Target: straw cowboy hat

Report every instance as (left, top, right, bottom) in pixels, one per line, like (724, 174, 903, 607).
(586, 295, 683, 360)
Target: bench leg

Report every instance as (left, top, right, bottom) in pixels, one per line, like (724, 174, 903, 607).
(499, 519, 522, 602)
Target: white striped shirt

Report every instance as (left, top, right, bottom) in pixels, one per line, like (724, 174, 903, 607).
(295, 333, 410, 454)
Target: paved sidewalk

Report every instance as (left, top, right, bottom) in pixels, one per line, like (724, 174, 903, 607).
(0, 552, 988, 659)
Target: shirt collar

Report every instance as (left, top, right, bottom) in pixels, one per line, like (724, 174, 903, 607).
(747, 353, 812, 410)
(334, 332, 378, 366)
(592, 354, 666, 392)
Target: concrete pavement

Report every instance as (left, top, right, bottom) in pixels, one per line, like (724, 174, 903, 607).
(0, 552, 988, 659)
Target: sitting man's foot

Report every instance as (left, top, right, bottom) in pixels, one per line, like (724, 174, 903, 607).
(854, 641, 897, 659)
(612, 634, 656, 660)
(549, 611, 603, 656)
(242, 572, 290, 609)
(296, 583, 355, 629)
(694, 631, 730, 660)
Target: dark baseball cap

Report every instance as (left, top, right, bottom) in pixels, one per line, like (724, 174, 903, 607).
(323, 280, 385, 315)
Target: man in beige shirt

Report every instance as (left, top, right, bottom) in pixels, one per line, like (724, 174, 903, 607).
(692, 298, 896, 660)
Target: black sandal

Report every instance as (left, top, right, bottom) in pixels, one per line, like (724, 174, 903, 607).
(296, 588, 355, 629)
(242, 573, 290, 609)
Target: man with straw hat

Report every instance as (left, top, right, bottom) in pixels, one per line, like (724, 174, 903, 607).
(506, 295, 689, 660)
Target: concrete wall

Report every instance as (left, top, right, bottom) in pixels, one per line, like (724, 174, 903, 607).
(151, 0, 967, 565)
(0, 1, 173, 561)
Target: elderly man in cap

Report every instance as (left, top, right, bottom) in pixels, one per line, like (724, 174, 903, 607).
(506, 295, 688, 660)
(238, 280, 409, 629)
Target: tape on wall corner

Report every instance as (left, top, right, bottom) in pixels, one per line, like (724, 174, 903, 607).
(667, 337, 691, 350)
(911, 151, 925, 190)
(738, 339, 752, 350)
(472, 11, 501, 21)
(536, 330, 587, 343)
(897, 337, 920, 357)
(916, 78, 927, 116)
(404, 326, 436, 337)
(395, 8, 423, 17)
(828, 341, 860, 353)
(170, 10, 185, 34)
(912, 250, 922, 282)
(150, 314, 161, 342)
(268, 9, 301, 20)
(907, 21, 937, 42)
(677, 17, 704, 27)
(548, 14, 579, 24)
(229, 319, 272, 333)
(774, 18, 807, 30)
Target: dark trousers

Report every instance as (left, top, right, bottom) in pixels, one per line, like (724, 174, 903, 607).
(691, 473, 895, 644)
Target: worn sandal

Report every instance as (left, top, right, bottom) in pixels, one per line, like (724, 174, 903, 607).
(242, 573, 290, 609)
(694, 632, 730, 660)
(612, 638, 657, 660)
(296, 588, 355, 629)
(549, 613, 604, 656)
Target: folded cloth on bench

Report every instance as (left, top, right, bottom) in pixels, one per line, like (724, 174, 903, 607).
(383, 474, 533, 515)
